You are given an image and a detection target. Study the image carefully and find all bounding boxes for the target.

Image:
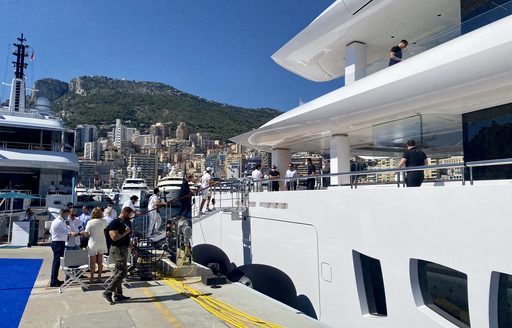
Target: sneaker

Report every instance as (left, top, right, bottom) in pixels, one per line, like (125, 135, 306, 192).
(206, 208, 212, 212)
(103, 292, 115, 305)
(127, 265, 135, 272)
(114, 295, 131, 302)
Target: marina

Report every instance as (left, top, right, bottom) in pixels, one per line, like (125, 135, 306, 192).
(1, 1, 512, 327)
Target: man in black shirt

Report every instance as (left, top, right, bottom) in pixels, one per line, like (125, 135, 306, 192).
(388, 39, 408, 66)
(103, 207, 133, 304)
(397, 139, 428, 187)
(269, 165, 280, 191)
(178, 174, 194, 226)
(306, 158, 316, 190)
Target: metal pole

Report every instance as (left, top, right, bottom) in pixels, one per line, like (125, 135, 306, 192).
(8, 198, 13, 244)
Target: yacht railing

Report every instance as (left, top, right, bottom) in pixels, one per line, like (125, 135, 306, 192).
(0, 105, 62, 121)
(466, 158, 512, 185)
(191, 158, 512, 213)
(0, 140, 57, 151)
(348, 1, 512, 82)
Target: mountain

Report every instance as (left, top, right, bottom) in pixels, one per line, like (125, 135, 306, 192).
(34, 76, 281, 140)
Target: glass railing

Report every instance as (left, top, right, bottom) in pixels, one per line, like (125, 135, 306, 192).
(347, 1, 512, 82)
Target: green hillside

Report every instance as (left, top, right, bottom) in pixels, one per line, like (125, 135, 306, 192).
(35, 76, 281, 140)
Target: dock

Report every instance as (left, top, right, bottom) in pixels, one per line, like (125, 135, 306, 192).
(0, 246, 326, 328)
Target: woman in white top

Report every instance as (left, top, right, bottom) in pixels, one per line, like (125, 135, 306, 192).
(83, 207, 108, 283)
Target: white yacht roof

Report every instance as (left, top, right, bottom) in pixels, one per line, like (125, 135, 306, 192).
(272, 0, 460, 81)
(232, 15, 512, 154)
(0, 109, 64, 130)
(0, 149, 79, 171)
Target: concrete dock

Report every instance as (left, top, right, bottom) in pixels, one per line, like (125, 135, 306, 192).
(0, 246, 327, 328)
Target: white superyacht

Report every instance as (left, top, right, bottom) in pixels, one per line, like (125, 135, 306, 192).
(192, 1, 512, 328)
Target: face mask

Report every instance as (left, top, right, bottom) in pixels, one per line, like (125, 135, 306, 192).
(130, 213, 135, 219)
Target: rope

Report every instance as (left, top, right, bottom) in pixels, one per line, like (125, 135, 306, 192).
(162, 277, 284, 328)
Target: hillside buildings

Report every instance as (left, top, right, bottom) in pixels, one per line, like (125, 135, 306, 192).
(75, 119, 463, 189)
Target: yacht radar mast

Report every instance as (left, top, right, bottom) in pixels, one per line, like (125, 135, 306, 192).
(10, 33, 29, 112)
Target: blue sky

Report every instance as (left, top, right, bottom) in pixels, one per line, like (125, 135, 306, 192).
(0, 0, 341, 112)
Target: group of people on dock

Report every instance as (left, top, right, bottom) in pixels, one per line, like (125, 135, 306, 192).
(49, 201, 134, 304)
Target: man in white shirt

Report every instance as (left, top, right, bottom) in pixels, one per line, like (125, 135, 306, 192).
(251, 164, 263, 192)
(122, 195, 138, 212)
(147, 188, 167, 237)
(65, 209, 81, 250)
(50, 208, 76, 287)
(285, 163, 298, 191)
(199, 167, 213, 214)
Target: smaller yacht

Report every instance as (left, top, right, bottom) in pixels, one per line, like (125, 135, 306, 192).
(156, 166, 183, 201)
(118, 166, 149, 208)
(157, 166, 196, 206)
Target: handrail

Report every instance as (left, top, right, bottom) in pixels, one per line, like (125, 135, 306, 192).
(212, 157, 512, 193)
(466, 157, 512, 185)
(240, 162, 466, 190)
(183, 158, 512, 216)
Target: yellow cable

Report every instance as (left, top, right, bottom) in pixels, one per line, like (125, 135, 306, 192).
(162, 277, 284, 328)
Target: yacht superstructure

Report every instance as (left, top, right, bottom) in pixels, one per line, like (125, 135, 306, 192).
(193, 1, 512, 328)
(0, 34, 78, 197)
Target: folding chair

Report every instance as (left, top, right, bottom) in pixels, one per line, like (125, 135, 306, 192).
(59, 249, 89, 293)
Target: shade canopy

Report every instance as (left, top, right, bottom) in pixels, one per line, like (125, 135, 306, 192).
(0, 192, 41, 199)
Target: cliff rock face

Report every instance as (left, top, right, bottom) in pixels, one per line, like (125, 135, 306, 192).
(32, 78, 68, 101)
(35, 75, 281, 141)
(69, 77, 87, 96)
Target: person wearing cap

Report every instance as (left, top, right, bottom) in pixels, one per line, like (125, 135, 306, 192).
(147, 188, 167, 237)
(199, 167, 213, 214)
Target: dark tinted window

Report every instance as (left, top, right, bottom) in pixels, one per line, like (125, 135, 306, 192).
(418, 260, 470, 327)
(353, 251, 387, 316)
(462, 103, 512, 180)
(461, 0, 512, 34)
(497, 272, 512, 328)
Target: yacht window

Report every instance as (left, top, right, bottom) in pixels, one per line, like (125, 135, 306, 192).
(417, 260, 470, 327)
(494, 272, 512, 328)
(353, 251, 387, 316)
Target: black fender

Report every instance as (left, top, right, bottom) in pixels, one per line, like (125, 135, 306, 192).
(227, 264, 298, 308)
(192, 244, 232, 276)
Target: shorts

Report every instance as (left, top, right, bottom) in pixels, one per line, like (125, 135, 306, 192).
(200, 188, 211, 198)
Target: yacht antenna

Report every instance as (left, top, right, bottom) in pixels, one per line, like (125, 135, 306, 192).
(13, 33, 29, 79)
(9, 33, 29, 111)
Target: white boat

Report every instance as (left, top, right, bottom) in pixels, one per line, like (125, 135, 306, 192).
(0, 34, 78, 198)
(156, 166, 184, 201)
(0, 35, 77, 231)
(119, 178, 149, 209)
(156, 166, 196, 205)
(193, 2, 512, 328)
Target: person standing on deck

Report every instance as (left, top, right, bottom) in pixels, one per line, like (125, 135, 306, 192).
(199, 168, 213, 213)
(389, 39, 408, 66)
(285, 163, 298, 190)
(269, 165, 280, 191)
(251, 164, 263, 192)
(396, 139, 428, 187)
(306, 158, 316, 190)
